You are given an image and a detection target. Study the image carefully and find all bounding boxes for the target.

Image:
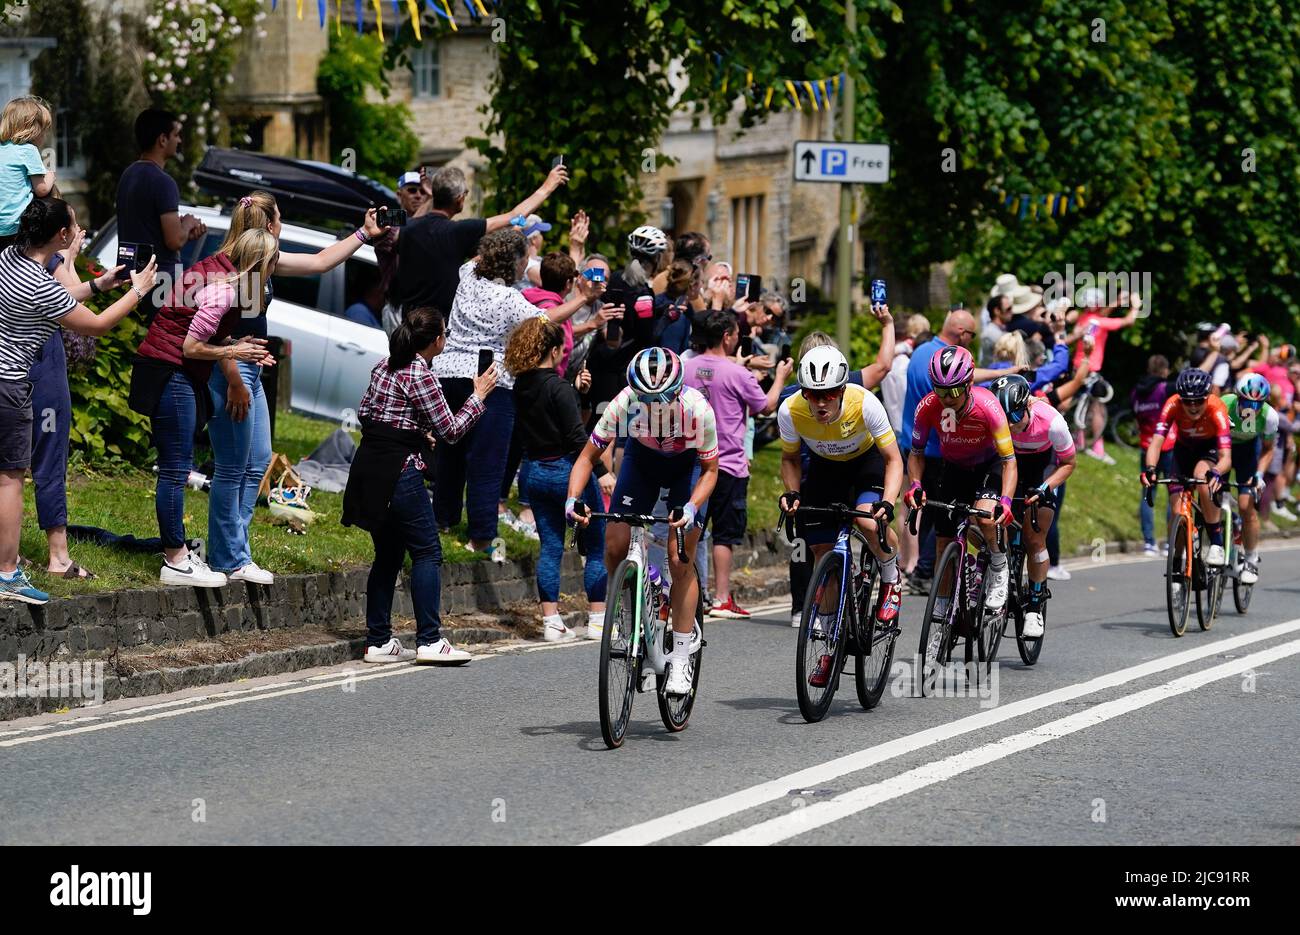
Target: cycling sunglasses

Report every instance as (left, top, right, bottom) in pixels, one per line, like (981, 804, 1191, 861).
(636, 390, 678, 405)
(934, 384, 969, 400)
(801, 386, 845, 402)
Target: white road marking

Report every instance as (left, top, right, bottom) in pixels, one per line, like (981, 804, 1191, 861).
(0, 660, 478, 749)
(708, 638, 1300, 845)
(582, 617, 1300, 845)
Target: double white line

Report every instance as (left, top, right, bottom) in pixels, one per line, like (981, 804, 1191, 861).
(585, 619, 1300, 846)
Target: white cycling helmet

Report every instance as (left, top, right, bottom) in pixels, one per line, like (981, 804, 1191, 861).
(627, 225, 668, 256)
(799, 345, 850, 391)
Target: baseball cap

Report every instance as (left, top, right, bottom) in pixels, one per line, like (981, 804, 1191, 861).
(396, 170, 421, 189)
(523, 214, 552, 237)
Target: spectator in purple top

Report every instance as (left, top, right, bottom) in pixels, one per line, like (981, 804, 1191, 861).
(683, 310, 792, 619)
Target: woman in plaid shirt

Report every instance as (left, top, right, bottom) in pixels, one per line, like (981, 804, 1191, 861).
(343, 307, 497, 665)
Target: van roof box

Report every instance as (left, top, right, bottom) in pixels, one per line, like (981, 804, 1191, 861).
(194, 147, 399, 225)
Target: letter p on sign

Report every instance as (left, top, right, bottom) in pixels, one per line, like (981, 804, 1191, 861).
(822, 149, 847, 176)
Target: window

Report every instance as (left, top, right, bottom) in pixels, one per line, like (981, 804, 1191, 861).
(340, 257, 384, 329)
(729, 195, 765, 273)
(55, 107, 81, 173)
(270, 241, 323, 310)
(411, 42, 441, 99)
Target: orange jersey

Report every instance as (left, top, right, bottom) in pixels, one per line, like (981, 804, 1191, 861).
(1153, 394, 1231, 448)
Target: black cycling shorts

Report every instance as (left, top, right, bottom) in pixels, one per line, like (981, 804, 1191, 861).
(927, 457, 1006, 537)
(802, 447, 886, 545)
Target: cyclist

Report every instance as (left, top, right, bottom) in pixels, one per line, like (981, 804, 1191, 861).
(903, 345, 1018, 610)
(567, 347, 719, 696)
(1140, 368, 1232, 565)
(777, 346, 904, 605)
(776, 345, 904, 687)
(990, 374, 1076, 637)
(1222, 373, 1277, 583)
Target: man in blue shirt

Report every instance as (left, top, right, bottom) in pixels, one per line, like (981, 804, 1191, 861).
(900, 308, 1016, 590)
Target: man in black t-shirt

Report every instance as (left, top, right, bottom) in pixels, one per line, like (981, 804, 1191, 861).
(395, 163, 568, 318)
(115, 109, 206, 320)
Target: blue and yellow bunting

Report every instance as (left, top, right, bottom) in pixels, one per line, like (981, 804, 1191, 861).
(992, 184, 1088, 220)
(267, 0, 491, 35)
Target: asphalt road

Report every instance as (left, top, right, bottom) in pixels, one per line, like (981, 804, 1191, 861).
(2, 545, 1298, 846)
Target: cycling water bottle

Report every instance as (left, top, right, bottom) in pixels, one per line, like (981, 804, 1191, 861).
(647, 565, 669, 621)
(966, 563, 983, 609)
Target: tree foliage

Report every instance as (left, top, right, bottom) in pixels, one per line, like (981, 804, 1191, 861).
(318, 30, 420, 182)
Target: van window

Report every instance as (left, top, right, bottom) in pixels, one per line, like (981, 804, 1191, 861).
(339, 257, 384, 329)
(272, 241, 323, 309)
(180, 230, 224, 267)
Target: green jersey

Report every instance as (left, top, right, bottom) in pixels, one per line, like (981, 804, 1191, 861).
(1223, 394, 1278, 442)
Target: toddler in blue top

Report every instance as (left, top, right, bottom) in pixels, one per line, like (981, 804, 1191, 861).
(0, 96, 56, 241)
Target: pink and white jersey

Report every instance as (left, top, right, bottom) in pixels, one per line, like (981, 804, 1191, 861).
(1010, 398, 1075, 456)
(591, 385, 719, 460)
(911, 385, 1015, 468)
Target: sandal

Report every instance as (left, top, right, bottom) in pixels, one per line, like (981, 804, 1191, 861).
(53, 562, 98, 581)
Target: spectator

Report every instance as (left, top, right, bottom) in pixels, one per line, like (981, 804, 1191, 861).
(651, 258, 695, 355)
(981, 292, 1013, 365)
(131, 227, 273, 589)
(343, 307, 494, 665)
(522, 251, 581, 375)
(219, 192, 385, 279)
(883, 313, 931, 433)
(566, 252, 622, 381)
(755, 291, 792, 355)
(181, 229, 282, 586)
(431, 228, 592, 553)
(1007, 284, 1054, 348)
(989, 330, 1030, 373)
(514, 214, 551, 289)
(684, 310, 792, 619)
(0, 96, 55, 248)
(116, 109, 207, 319)
(371, 169, 432, 332)
(1133, 354, 1173, 554)
(343, 266, 385, 329)
(506, 316, 609, 641)
(395, 163, 567, 320)
(1190, 323, 1233, 393)
(1073, 287, 1140, 464)
(0, 198, 156, 605)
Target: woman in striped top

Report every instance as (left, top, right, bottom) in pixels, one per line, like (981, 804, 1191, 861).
(0, 197, 156, 605)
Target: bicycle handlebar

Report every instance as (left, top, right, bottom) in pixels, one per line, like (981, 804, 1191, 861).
(569, 508, 690, 563)
(788, 503, 893, 554)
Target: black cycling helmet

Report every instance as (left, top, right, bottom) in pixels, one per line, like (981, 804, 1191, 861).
(1175, 367, 1213, 402)
(991, 373, 1032, 422)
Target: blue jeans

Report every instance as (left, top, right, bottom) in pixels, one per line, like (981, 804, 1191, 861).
(207, 362, 273, 572)
(28, 332, 69, 530)
(1140, 450, 1174, 546)
(1047, 481, 1066, 566)
(525, 457, 606, 603)
(434, 378, 515, 542)
(152, 371, 197, 550)
(367, 464, 444, 646)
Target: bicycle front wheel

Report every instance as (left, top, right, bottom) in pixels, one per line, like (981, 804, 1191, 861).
(1233, 572, 1253, 614)
(658, 592, 705, 732)
(599, 560, 640, 749)
(796, 549, 850, 722)
(1166, 523, 1190, 637)
(854, 563, 895, 710)
(918, 541, 961, 696)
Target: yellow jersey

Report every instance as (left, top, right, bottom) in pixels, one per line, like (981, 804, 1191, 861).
(778, 383, 897, 461)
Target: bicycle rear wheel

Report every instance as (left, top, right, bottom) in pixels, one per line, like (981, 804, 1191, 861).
(796, 549, 849, 722)
(658, 592, 705, 732)
(1166, 523, 1190, 637)
(599, 560, 640, 749)
(1197, 567, 1222, 631)
(1110, 410, 1141, 450)
(918, 541, 960, 697)
(854, 563, 895, 710)
(1233, 571, 1253, 614)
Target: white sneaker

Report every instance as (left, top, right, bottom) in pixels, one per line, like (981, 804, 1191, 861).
(1047, 565, 1072, 581)
(1271, 504, 1296, 521)
(664, 659, 692, 696)
(1022, 610, 1045, 639)
(984, 564, 1009, 610)
(543, 617, 577, 642)
(228, 562, 273, 585)
(416, 638, 472, 665)
(160, 556, 227, 588)
(586, 612, 605, 640)
(1204, 544, 1226, 567)
(1143, 543, 1159, 557)
(1240, 561, 1259, 585)
(364, 637, 416, 663)
(791, 612, 802, 629)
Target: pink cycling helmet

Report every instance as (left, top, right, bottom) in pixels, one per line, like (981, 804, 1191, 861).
(929, 345, 975, 388)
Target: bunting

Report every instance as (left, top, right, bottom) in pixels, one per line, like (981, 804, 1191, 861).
(266, 0, 493, 35)
(992, 184, 1088, 221)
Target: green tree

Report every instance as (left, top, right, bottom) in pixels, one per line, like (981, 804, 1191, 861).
(318, 30, 419, 182)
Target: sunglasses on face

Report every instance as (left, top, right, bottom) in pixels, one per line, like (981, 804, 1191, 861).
(935, 385, 968, 400)
(802, 387, 844, 403)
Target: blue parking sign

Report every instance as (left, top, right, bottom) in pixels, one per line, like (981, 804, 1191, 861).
(821, 148, 847, 176)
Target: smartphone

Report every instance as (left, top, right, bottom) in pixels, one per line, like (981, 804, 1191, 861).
(117, 242, 153, 273)
(477, 348, 495, 376)
(376, 206, 407, 228)
(551, 155, 566, 169)
(870, 278, 887, 310)
(606, 317, 621, 344)
(734, 274, 761, 302)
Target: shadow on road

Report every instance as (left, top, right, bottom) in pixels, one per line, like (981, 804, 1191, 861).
(1099, 619, 1175, 638)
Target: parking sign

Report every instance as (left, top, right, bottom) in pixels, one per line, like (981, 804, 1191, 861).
(794, 141, 890, 184)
